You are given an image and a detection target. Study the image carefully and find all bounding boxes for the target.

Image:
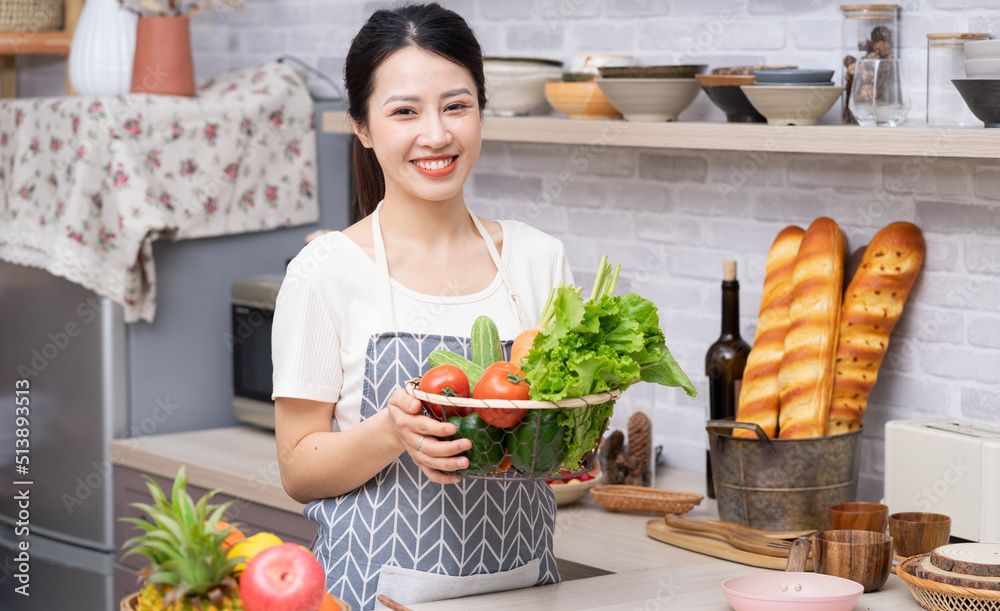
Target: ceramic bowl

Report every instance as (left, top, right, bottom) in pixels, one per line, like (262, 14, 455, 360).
(712, 65, 796, 76)
(544, 81, 622, 119)
(952, 78, 1000, 127)
(964, 39, 1000, 60)
(741, 85, 844, 126)
(754, 68, 836, 83)
(964, 57, 1000, 78)
(548, 473, 604, 506)
(696, 74, 765, 122)
(598, 65, 708, 79)
(562, 71, 595, 82)
(483, 57, 563, 116)
(596, 77, 702, 121)
(756, 81, 835, 86)
(569, 52, 634, 74)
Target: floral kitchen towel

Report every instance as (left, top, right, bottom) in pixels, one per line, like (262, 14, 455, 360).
(0, 61, 319, 322)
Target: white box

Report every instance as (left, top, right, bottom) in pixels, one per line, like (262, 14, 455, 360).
(885, 419, 1000, 543)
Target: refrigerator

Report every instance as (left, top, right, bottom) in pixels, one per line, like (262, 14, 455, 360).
(0, 261, 128, 610)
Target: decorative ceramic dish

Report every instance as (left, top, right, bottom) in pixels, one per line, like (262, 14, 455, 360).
(544, 81, 622, 119)
(484, 57, 563, 116)
(598, 64, 707, 79)
(952, 79, 1000, 128)
(712, 65, 796, 76)
(548, 472, 604, 506)
(741, 85, 845, 126)
(595, 77, 701, 121)
(753, 68, 836, 83)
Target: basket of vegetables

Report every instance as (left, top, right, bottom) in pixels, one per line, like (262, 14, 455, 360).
(405, 256, 698, 481)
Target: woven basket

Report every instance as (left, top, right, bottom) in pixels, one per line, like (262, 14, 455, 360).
(897, 555, 1000, 611)
(0, 0, 64, 32)
(404, 377, 620, 481)
(589, 485, 703, 515)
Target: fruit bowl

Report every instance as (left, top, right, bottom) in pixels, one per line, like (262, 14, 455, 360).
(121, 592, 353, 611)
(548, 471, 604, 506)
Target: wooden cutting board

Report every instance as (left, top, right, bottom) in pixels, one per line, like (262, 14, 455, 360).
(645, 518, 814, 571)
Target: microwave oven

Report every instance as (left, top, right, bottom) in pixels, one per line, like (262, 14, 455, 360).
(231, 275, 283, 429)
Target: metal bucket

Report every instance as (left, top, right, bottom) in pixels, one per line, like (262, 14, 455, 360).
(707, 420, 862, 532)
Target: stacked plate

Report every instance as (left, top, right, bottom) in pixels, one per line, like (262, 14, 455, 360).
(753, 68, 836, 86)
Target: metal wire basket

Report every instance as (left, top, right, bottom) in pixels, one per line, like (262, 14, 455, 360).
(404, 377, 621, 481)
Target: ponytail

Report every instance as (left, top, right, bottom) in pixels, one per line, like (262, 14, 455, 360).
(352, 137, 384, 218)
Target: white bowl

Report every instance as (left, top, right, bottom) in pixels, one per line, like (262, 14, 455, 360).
(964, 58, 1000, 78)
(595, 77, 702, 121)
(741, 85, 845, 126)
(484, 58, 563, 116)
(964, 39, 1000, 60)
(569, 52, 634, 75)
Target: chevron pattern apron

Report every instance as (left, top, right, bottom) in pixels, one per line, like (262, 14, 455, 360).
(305, 203, 560, 611)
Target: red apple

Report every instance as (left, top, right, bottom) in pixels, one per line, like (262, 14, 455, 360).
(240, 543, 326, 611)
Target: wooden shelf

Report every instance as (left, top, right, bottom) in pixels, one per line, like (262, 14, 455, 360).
(0, 31, 72, 55)
(321, 110, 1000, 159)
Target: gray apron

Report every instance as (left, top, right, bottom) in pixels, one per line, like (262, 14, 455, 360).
(305, 203, 560, 611)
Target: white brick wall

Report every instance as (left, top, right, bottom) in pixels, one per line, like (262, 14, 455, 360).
(19, 0, 1000, 501)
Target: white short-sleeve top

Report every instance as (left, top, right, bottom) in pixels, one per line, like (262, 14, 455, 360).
(271, 219, 574, 432)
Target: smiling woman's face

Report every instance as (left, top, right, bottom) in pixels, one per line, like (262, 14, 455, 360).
(356, 46, 482, 206)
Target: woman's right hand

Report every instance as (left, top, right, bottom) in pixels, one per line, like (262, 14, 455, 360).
(386, 388, 471, 484)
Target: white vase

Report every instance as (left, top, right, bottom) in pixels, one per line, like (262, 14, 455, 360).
(69, 0, 139, 96)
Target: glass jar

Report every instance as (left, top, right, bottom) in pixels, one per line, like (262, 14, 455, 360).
(841, 4, 900, 124)
(927, 33, 990, 125)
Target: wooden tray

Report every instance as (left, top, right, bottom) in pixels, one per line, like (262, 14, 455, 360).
(645, 518, 814, 571)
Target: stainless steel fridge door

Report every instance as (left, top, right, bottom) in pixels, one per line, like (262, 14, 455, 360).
(0, 524, 114, 611)
(0, 263, 128, 552)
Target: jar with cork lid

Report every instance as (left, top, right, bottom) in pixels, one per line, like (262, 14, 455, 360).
(927, 33, 991, 125)
(841, 4, 900, 124)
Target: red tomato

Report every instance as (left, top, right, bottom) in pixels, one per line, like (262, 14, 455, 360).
(418, 365, 470, 419)
(472, 364, 529, 428)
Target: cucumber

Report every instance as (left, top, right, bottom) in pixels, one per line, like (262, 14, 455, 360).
(428, 350, 484, 388)
(471, 315, 504, 369)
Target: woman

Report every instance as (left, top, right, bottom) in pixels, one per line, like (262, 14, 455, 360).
(271, 4, 573, 610)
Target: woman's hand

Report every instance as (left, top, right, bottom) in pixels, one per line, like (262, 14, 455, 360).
(386, 388, 471, 484)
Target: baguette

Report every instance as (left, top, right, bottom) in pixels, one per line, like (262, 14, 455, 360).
(777, 217, 846, 439)
(734, 226, 805, 438)
(827, 222, 925, 435)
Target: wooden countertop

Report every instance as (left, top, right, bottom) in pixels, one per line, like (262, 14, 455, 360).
(110, 426, 923, 610)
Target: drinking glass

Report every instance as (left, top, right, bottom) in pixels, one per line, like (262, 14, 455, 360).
(849, 58, 910, 127)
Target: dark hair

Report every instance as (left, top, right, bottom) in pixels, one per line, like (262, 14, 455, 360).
(344, 3, 487, 218)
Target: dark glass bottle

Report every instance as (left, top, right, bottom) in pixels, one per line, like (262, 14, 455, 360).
(705, 260, 750, 499)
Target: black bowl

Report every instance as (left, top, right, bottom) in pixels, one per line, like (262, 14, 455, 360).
(701, 84, 766, 123)
(953, 79, 1000, 128)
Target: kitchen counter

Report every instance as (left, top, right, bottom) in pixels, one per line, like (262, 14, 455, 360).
(110, 426, 923, 610)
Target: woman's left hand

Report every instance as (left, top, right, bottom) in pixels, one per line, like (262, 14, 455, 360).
(385, 388, 471, 484)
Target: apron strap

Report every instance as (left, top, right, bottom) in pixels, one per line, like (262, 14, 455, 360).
(371, 202, 396, 331)
(371, 201, 526, 332)
(467, 209, 526, 332)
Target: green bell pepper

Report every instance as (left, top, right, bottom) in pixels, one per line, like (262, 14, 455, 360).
(509, 409, 566, 477)
(448, 413, 506, 475)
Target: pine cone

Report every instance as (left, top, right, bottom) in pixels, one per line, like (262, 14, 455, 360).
(627, 412, 652, 481)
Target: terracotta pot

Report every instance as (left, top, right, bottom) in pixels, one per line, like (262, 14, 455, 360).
(131, 16, 196, 96)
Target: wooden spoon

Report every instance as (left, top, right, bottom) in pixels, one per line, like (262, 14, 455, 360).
(665, 514, 795, 557)
(377, 595, 414, 611)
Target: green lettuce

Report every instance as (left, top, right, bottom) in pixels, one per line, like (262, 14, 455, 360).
(522, 287, 697, 469)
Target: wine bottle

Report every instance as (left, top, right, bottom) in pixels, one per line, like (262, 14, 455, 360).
(705, 260, 750, 499)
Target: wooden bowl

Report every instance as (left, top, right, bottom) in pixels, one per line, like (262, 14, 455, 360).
(889, 512, 951, 558)
(813, 530, 894, 593)
(828, 501, 889, 533)
(544, 81, 622, 119)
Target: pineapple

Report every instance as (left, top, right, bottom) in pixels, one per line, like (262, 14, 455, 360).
(121, 466, 245, 610)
